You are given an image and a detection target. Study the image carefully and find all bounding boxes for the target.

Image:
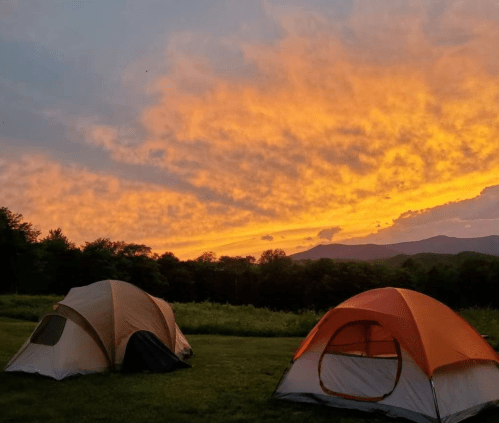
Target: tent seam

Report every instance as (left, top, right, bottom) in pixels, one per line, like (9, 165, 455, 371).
(145, 294, 175, 352)
(293, 310, 335, 360)
(109, 280, 116, 368)
(51, 306, 112, 367)
(394, 288, 431, 377)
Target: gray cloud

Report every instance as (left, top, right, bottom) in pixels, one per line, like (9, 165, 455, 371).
(343, 185, 499, 245)
(261, 234, 274, 241)
(396, 186, 499, 226)
(317, 226, 342, 241)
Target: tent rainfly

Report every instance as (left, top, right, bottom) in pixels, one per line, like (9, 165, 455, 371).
(273, 287, 499, 423)
(5, 280, 192, 380)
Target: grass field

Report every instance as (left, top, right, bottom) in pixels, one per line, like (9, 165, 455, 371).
(0, 295, 321, 337)
(1, 296, 499, 423)
(0, 317, 390, 423)
(2, 318, 498, 423)
(0, 294, 63, 322)
(1, 294, 497, 345)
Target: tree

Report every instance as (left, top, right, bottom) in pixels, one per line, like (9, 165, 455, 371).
(37, 228, 81, 294)
(79, 238, 166, 296)
(425, 264, 459, 307)
(456, 259, 498, 308)
(0, 207, 41, 244)
(115, 242, 165, 296)
(196, 251, 217, 263)
(42, 228, 76, 248)
(157, 252, 180, 274)
(0, 207, 41, 293)
(258, 249, 287, 264)
(214, 256, 257, 305)
(218, 255, 255, 272)
(257, 249, 295, 309)
(114, 241, 152, 258)
(80, 238, 121, 282)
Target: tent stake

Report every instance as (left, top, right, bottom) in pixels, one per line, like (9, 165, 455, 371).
(429, 377, 442, 423)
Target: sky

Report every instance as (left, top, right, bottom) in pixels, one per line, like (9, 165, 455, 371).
(1, 0, 499, 260)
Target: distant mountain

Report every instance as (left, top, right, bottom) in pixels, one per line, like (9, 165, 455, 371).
(290, 244, 400, 261)
(290, 235, 499, 261)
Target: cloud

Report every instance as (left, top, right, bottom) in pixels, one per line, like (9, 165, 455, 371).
(397, 186, 499, 224)
(79, 4, 499, 218)
(0, 153, 279, 258)
(61, 2, 499, 253)
(345, 185, 499, 245)
(261, 234, 274, 241)
(5, 1, 499, 259)
(317, 227, 343, 241)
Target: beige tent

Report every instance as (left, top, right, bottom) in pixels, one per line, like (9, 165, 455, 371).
(5, 280, 192, 380)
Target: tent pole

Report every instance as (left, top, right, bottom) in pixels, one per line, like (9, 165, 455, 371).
(429, 377, 442, 423)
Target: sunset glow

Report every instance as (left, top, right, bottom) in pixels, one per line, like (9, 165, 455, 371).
(2, 1, 499, 259)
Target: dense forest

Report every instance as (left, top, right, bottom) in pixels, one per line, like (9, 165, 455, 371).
(1, 206, 498, 310)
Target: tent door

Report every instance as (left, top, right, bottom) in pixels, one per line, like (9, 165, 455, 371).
(318, 320, 402, 401)
(122, 331, 190, 373)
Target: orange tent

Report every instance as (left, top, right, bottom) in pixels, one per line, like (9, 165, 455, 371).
(275, 288, 499, 423)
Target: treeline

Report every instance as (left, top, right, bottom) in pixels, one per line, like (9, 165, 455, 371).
(1, 207, 498, 310)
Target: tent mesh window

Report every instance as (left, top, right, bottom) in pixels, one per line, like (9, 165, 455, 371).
(318, 320, 402, 401)
(30, 315, 67, 346)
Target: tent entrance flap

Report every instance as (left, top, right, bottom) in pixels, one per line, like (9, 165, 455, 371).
(318, 320, 402, 401)
(122, 331, 190, 373)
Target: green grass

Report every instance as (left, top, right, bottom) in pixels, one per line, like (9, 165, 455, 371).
(2, 318, 499, 423)
(461, 307, 499, 351)
(0, 295, 499, 351)
(0, 294, 63, 322)
(2, 295, 498, 348)
(2, 299, 499, 423)
(172, 302, 321, 337)
(0, 318, 394, 423)
(0, 295, 321, 337)
(1, 295, 499, 348)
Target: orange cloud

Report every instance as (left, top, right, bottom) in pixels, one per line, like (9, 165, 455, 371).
(140, 8, 499, 241)
(0, 154, 287, 258)
(21, 2, 499, 257)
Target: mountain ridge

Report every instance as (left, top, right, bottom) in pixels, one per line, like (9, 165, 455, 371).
(290, 235, 499, 261)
